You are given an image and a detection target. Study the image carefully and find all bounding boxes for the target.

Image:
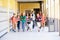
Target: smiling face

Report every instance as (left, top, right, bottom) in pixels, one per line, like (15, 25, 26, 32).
(39, 11, 42, 14)
(37, 13, 39, 17)
(23, 13, 25, 16)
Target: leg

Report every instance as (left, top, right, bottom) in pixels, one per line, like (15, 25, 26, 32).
(37, 22, 40, 32)
(12, 23, 16, 32)
(22, 22, 25, 32)
(14, 24, 16, 30)
(12, 23, 14, 30)
(33, 20, 35, 29)
(17, 21, 20, 32)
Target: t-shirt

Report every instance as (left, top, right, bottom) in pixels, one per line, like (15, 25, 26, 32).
(11, 16, 17, 24)
(36, 17, 41, 22)
(20, 16, 26, 23)
(17, 16, 20, 21)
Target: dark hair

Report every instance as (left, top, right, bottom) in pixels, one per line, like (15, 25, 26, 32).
(21, 13, 23, 16)
(13, 13, 15, 15)
(17, 15, 18, 18)
(29, 13, 30, 16)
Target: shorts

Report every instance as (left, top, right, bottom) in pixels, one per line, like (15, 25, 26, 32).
(37, 22, 41, 27)
(27, 22, 31, 24)
(28, 21, 33, 29)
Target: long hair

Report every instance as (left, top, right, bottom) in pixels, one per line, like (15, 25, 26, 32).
(21, 13, 23, 16)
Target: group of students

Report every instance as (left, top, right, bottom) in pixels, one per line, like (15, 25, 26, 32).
(10, 13, 26, 32)
(10, 11, 46, 32)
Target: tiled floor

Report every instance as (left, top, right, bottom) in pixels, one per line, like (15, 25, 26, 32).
(0, 27, 60, 40)
(0, 32, 60, 40)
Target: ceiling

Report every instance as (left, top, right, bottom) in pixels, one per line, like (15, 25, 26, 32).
(17, 0, 43, 2)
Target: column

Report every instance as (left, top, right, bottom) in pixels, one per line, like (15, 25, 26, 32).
(55, 0, 59, 32)
(59, 0, 60, 36)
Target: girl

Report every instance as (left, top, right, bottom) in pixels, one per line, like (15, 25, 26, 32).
(20, 13, 26, 32)
(26, 13, 33, 32)
(17, 14, 20, 32)
(41, 13, 46, 27)
(11, 13, 17, 32)
(29, 13, 33, 32)
(36, 13, 41, 32)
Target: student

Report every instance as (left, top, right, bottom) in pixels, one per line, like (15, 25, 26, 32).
(26, 13, 30, 31)
(31, 11, 35, 29)
(39, 11, 42, 28)
(41, 13, 46, 28)
(36, 13, 41, 32)
(17, 14, 20, 32)
(29, 13, 33, 31)
(20, 13, 26, 32)
(27, 15, 33, 32)
(11, 13, 17, 32)
(26, 16, 31, 31)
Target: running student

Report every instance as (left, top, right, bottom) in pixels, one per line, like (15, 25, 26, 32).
(17, 14, 20, 32)
(10, 13, 17, 32)
(36, 13, 41, 32)
(20, 13, 26, 32)
(41, 13, 46, 27)
(27, 13, 33, 32)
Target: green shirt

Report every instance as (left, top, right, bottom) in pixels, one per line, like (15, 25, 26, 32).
(20, 16, 26, 23)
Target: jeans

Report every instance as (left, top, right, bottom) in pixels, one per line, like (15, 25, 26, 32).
(22, 22, 25, 32)
(17, 21, 20, 30)
(33, 20, 35, 29)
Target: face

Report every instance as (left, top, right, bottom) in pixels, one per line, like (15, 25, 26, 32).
(43, 14, 44, 16)
(23, 13, 25, 16)
(37, 14, 39, 17)
(40, 11, 42, 13)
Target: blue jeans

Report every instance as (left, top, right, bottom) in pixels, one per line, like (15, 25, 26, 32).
(22, 22, 25, 32)
(17, 21, 20, 30)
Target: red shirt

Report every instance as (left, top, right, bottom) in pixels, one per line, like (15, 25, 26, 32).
(41, 15, 46, 23)
(11, 16, 17, 24)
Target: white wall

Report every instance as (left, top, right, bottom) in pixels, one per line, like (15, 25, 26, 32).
(0, 7, 14, 37)
(47, 0, 59, 32)
(59, 0, 60, 36)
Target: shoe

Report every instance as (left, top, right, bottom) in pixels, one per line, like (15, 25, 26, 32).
(13, 30, 16, 32)
(38, 30, 40, 32)
(18, 30, 20, 32)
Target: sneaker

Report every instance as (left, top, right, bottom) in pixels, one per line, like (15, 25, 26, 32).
(13, 30, 16, 32)
(18, 30, 20, 32)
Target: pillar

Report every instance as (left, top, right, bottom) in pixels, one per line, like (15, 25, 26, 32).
(59, 0, 60, 36)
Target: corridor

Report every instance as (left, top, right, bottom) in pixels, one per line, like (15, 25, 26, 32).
(0, 26, 60, 40)
(0, 0, 60, 40)
(0, 32, 60, 40)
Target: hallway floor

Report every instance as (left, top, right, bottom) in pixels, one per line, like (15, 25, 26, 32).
(0, 32, 60, 40)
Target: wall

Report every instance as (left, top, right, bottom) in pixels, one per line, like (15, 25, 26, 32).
(59, 0, 60, 36)
(10, 0, 18, 14)
(19, 3, 40, 13)
(54, 0, 59, 32)
(0, 0, 18, 37)
(47, 0, 59, 32)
